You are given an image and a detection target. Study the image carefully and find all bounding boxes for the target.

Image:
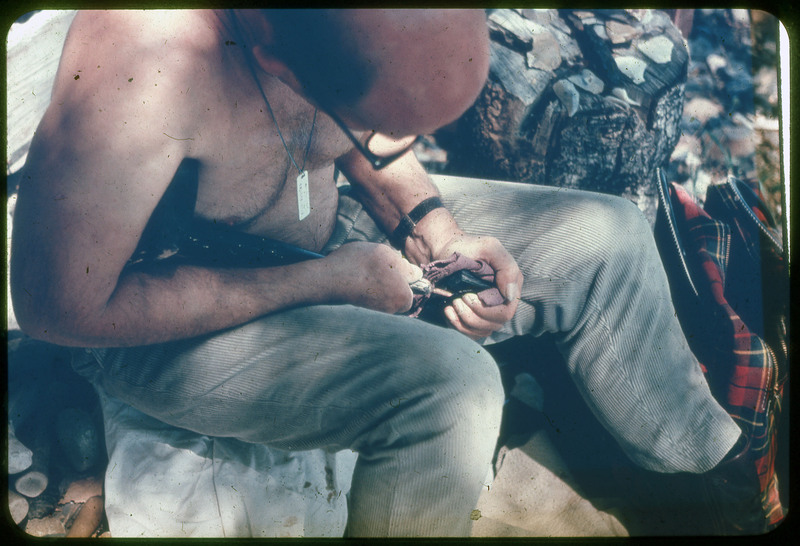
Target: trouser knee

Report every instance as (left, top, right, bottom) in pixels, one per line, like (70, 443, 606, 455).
(382, 329, 505, 442)
(574, 194, 658, 275)
(426, 330, 505, 408)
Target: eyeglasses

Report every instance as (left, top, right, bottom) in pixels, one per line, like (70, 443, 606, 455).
(325, 108, 422, 170)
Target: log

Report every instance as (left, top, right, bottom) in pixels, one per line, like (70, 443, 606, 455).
(9, 490, 30, 525)
(66, 496, 104, 538)
(8, 422, 34, 475)
(439, 9, 688, 225)
(14, 424, 51, 499)
(15, 471, 49, 500)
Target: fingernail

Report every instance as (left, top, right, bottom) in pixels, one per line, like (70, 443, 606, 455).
(505, 282, 520, 302)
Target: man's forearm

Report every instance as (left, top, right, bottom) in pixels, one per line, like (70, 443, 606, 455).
(16, 260, 333, 348)
(336, 149, 464, 265)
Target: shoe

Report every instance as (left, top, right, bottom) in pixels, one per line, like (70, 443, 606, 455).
(702, 433, 785, 535)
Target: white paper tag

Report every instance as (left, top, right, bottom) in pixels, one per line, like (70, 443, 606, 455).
(296, 170, 310, 220)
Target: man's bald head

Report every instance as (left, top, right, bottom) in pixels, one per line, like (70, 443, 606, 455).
(263, 9, 490, 137)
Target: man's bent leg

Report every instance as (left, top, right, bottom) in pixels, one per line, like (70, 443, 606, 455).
(77, 305, 504, 536)
(435, 176, 742, 474)
(332, 176, 741, 474)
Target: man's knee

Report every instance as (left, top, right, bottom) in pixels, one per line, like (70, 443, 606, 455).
(593, 193, 650, 242)
(353, 327, 504, 453)
(571, 194, 657, 271)
(397, 327, 505, 423)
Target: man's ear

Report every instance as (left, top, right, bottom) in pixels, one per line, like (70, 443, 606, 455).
(251, 45, 306, 96)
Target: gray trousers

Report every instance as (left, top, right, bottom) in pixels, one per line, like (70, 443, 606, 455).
(77, 175, 741, 536)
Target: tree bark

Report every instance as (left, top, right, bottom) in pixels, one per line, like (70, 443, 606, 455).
(439, 9, 688, 225)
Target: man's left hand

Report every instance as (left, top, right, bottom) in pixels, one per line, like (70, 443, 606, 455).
(435, 234, 523, 339)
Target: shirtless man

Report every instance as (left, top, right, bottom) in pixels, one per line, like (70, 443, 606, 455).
(10, 9, 769, 536)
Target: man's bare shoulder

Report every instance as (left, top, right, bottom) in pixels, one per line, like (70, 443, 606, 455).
(65, 9, 216, 55)
(33, 9, 226, 166)
(51, 10, 217, 120)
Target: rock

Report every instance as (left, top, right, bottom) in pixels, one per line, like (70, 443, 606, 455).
(25, 487, 61, 520)
(605, 20, 638, 44)
(706, 53, 727, 74)
(67, 496, 104, 537)
(9, 489, 29, 524)
(55, 407, 102, 473)
(684, 97, 723, 124)
(54, 501, 83, 529)
(488, 10, 540, 53)
(527, 30, 562, 71)
(614, 55, 647, 84)
(489, 42, 552, 107)
(510, 373, 545, 412)
(754, 67, 778, 107)
(568, 69, 605, 94)
(8, 422, 33, 475)
(59, 475, 104, 505)
(25, 515, 67, 537)
(637, 35, 675, 64)
(721, 123, 757, 157)
(553, 79, 580, 116)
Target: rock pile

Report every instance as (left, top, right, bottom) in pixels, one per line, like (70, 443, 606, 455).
(7, 335, 109, 537)
(666, 9, 782, 220)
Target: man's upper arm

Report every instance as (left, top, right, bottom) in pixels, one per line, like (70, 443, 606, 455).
(10, 11, 191, 335)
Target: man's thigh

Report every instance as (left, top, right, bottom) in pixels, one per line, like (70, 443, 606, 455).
(85, 303, 494, 450)
(330, 174, 643, 257)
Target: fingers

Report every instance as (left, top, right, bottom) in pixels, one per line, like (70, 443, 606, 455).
(444, 292, 519, 340)
(449, 235, 523, 305)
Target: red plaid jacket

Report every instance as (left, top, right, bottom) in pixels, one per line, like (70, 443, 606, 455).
(661, 179, 787, 527)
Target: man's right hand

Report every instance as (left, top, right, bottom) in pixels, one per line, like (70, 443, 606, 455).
(324, 242, 421, 314)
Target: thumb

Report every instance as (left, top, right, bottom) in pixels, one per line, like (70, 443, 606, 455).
(495, 268, 521, 303)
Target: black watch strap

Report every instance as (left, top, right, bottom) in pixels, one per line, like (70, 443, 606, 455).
(389, 196, 445, 249)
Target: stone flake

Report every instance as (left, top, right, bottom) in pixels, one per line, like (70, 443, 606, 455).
(637, 35, 674, 64)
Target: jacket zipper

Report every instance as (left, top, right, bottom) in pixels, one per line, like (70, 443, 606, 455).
(722, 227, 731, 286)
(765, 342, 782, 413)
(657, 168, 699, 297)
(726, 176, 783, 252)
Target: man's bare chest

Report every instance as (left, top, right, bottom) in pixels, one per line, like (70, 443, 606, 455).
(185, 100, 354, 250)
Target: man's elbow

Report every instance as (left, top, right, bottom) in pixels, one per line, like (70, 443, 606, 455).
(10, 283, 90, 347)
(12, 295, 62, 344)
